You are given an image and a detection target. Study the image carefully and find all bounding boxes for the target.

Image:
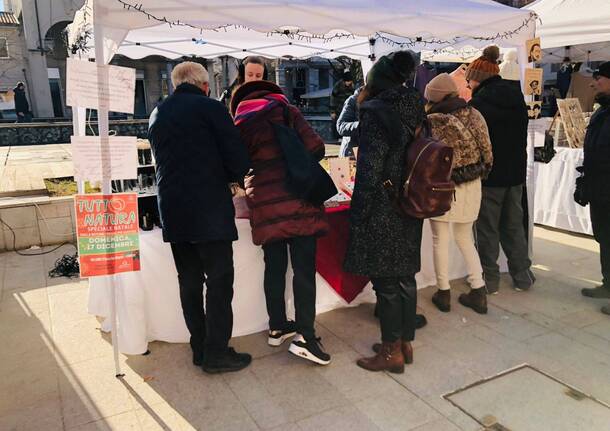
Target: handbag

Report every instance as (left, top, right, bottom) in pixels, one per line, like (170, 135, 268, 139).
(272, 105, 337, 206)
(535, 113, 558, 164)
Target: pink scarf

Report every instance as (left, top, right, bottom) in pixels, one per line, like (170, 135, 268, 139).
(234, 93, 289, 125)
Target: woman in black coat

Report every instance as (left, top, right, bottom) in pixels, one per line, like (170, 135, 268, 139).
(344, 51, 425, 373)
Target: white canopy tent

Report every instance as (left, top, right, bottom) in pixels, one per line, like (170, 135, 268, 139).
(526, 0, 610, 62)
(69, 0, 536, 65)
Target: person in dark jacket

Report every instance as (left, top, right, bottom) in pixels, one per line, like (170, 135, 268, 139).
(344, 51, 425, 374)
(330, 71, 355, 140)
(148, 62, 252, 374)
(13, 82, 31, 123)
(466, 46, 535, 294)
(336, 86, 362, 157)
(231, 80, 331, 365)
(579, 61, 610, 316)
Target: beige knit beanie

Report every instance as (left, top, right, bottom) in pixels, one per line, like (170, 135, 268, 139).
(424, 73, 459, 103)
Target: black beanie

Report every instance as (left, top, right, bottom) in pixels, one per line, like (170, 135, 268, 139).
(366, 50, 415, 95)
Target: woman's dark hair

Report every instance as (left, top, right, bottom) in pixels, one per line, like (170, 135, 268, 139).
(237, 56, 268, 84)
(357, 51, 416, 106)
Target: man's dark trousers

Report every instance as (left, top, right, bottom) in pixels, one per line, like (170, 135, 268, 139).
(170, 241, 234, 355)
(262, 235, 317, 339)
(591, 200, 610, 287)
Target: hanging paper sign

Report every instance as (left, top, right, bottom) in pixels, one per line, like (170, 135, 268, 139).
(527, 101, 542, 119)
(71, 136, 138, 182)
(526, 38, 542, 63)
(524, 68, 543, 96)
(75, 193, 140, 277)
(66, 58, 136, 113)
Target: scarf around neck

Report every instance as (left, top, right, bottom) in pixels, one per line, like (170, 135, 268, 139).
(234, 93, 290, 125)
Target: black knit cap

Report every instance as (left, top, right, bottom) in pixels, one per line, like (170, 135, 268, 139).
(366, 50, 416, 95)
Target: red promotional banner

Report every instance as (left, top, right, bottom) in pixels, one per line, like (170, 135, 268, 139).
(75, 193, 140, 277)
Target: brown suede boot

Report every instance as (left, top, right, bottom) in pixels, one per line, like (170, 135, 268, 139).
(458, 287, 488, 314)
(432, 289, 451, 312)
(357, 340, 404, 373)
(372, 340, 414, 364)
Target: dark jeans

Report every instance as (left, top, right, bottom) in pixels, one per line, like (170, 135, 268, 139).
(591, 200, 610, 286)
(371, 275, 417, 343)
(263, 236, 317, 339)
(170, 241, 234, 354)
(476, 185, 534, 292)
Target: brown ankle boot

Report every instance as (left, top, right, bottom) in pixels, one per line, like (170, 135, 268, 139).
(372, 340, 413, 364)
(358, 340, 404, 373)
(432, 289, 451, 312)
(458, 287, 488, 314)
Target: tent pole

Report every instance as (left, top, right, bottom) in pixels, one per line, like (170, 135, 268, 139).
(93, 0, 124, 379)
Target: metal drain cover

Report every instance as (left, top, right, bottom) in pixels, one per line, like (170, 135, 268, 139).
(444, 365, 610, 431)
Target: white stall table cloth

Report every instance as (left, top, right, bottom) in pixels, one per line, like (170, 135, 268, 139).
(89, 219, 508, 354)
(533, 147, 592, 235)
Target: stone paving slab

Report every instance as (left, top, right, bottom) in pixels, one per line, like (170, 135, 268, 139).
(0, 228, 609, 431)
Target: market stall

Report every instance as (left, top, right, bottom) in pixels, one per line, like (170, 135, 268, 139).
(524, 0, 609, 235)
(71, 0, 536, 359)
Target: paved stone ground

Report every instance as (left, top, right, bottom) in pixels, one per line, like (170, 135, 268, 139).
(1, 226, 609, 431)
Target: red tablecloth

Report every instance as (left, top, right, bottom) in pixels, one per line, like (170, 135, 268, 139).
(236, 197, 368, 303)
(316, 207, 369, 303)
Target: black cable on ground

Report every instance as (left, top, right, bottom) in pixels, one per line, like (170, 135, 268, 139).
(0, 216, 76, 256)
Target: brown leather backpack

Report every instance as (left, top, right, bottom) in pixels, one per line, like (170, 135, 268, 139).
(392, 120, 455, 218)
(365, 100, 455, 219)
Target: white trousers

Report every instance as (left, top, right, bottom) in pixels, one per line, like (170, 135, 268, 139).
(430, 220, 485, 291)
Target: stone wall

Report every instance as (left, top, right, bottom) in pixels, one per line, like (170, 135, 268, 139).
(0, 196, 75, 251)
(0, 119, 150, 146)
(0, 116, 336, 145)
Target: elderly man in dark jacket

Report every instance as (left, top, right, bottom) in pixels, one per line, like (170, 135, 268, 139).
(580, 61, 610, 315)
(466, 46, 535, 294)
(148, 61, 251, 373)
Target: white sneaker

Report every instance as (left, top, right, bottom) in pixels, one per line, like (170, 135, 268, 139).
(267, 321, 297, 347)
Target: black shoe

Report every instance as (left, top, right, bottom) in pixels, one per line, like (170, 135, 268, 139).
(202, 347, 252, 374)
(582, 285, 610, 299)
(193, 350, 204, 366)
(190, 337, 204, 366)
(289, 335, 331, 365)
(268, 321, 297, 347)
(415, 314, 427, 329)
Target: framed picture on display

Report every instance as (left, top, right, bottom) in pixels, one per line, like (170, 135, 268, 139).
(526, 38, 542, 63)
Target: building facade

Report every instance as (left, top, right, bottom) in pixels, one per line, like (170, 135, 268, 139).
(0, 10, 27, 118)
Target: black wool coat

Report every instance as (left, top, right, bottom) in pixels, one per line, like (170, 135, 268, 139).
(344, 86, 425, 278)
(583, 96, 610, 203)
(13, 86, 29, 114)
(148, 83, 250, 243)
(469, 75, 529, 188)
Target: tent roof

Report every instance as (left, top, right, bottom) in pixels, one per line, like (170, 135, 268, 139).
(526, 0, 610, 61)
(70, 0, 536, 63)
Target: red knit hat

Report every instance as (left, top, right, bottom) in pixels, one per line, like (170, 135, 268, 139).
(465, 46, 500, 83)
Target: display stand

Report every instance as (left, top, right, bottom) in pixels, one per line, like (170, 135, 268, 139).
(556, 98, 586, 148)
